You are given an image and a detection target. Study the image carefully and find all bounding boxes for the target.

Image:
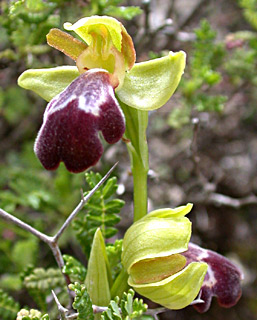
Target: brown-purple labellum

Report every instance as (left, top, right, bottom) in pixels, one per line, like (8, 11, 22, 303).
(182, 243, 244, 313)
(34, 69, 125, 173)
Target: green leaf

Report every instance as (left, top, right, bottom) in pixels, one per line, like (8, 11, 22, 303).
(101, 289, 147, 320)
(12, 239, 38, 271)
(117, 51, 186, 110)
(0, 289, 20, 320)
(69, 283, 94, 320)
(106, 240, 123, 281)
(63, 255, 87, 283)
(102, 177, 118, 199)
(10, 0, 57, 23)
(18, 66, 79, 102)
(85, 229, 111, 306)
(104, 227, 118, 238)
(24, 268, 65, 291)
(120, 289, 147, 318)
(23, 268, 65, 312)
(72, 172, 124, 258)
(105, 199, 125, 214)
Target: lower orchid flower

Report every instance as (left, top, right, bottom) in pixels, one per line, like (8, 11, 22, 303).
(121, 204, 243, 312)
(18, 15, 186, 173)
(121, 204, 208, 310)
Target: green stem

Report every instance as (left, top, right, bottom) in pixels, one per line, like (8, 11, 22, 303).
(119, 101, 149, 222)
(131, 153, 148, 222)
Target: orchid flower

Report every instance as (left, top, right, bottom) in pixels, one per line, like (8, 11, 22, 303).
(121, 204, 208, 310)
(121, 204, 243, 311)
(18, 15, 186, 173)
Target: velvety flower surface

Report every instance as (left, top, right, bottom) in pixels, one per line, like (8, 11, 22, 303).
(34, 69, 125, 173)
(182, 243, 244, 313)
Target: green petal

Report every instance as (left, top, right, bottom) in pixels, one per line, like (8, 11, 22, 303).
(85, 228, 111, 306)
(47, 28, 87, 61)
(64, 16, 123, 52)
(18, 66, 79, 101)
(129, 262, 208, 310)
(116, 51, 186, 110)
(122, 216, 191, 273)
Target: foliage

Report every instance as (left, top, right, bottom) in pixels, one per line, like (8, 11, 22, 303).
(69, 282, 94, 320)
(101, 289, 148, 320)
(90, 0, 142, 20)
(238, 0, 257, 29)
(72, 171, 125, 258)
(106, 239, 123, 281)
(0, 289, 20, 320)
(168, 20, 227, 128)
(63, 254, 87, 283)
(22, 267, 65, 311)
(0, 0, 141, 65)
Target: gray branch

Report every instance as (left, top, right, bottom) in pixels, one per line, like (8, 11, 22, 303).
(208, 193, 257, 208)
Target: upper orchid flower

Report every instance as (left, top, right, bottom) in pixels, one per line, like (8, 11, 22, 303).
(18, 15, 186, 173)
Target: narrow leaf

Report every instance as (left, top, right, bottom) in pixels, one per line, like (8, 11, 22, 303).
(85, 228, 111, 306)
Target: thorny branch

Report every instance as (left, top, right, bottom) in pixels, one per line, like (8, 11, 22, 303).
(0, 163, 118, 303)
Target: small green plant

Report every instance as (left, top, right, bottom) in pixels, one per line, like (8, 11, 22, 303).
(168, 20, 227, 128)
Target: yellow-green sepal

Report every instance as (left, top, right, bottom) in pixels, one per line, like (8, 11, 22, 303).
(129, 262, 208, 310)
(17, 66, 79, 101)
(146, 203, 193, 219)
(121, 213, 192, 273)
(85, 228, 112, 306)
(116, 51, 186, 109)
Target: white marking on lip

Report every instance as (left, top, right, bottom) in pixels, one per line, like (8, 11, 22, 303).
(204, 265, 217, 288)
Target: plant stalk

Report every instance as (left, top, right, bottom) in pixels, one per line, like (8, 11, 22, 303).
(120, 101, 149, 222)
